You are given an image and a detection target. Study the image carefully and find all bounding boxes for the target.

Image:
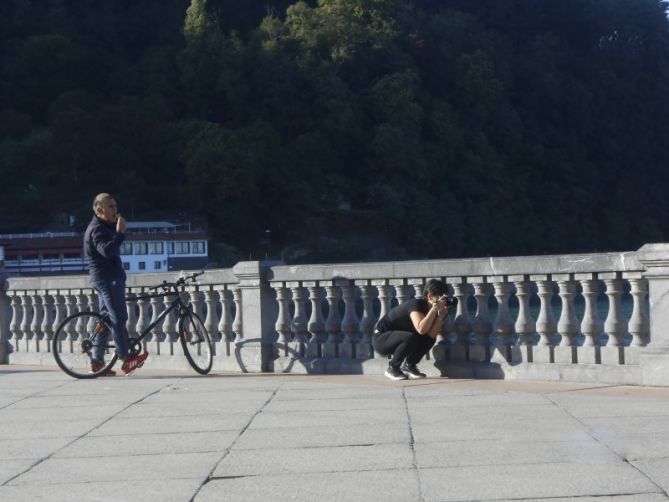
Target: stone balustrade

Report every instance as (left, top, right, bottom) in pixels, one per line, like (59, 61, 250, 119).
(2, 245, 669, 385)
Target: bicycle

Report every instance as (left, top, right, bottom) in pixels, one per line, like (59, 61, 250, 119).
(52, 272, 214, 378)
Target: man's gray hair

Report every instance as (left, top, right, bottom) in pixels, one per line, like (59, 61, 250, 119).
(93, 193, 113, 212)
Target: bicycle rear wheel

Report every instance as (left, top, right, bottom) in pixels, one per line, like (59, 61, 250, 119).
(179, 312, 213, 374)
(53, 311, 118, 379)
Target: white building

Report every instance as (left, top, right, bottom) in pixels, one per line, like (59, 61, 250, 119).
(0, 221, 210, 276)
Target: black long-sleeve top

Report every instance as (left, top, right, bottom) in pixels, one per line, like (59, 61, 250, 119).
(83, 215, 126, 283)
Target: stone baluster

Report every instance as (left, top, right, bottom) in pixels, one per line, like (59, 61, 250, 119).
(306, 283, 325, 358)
(85, 289, 98, 337)
(533, 276, 557, 363)
(512, 277, 536, 363)
(577, 274, 603, 364)
(357, 282, 376, 360)
(150, 293, 166, 355)
(189, 286, 203, 319)
(602, 275, 627, 365)
(323, 283, 341, 358)
(450, 280, 472, 362)
(491, 279, 514, 363)
(126, 292, 138, 337)
(290, 284, 309, 358)
(20, 293, 32, 352)
(273, 283, 292, 357)
(41, 292, 55, 350)
(470, 279, 493, 362)
(163, 293, 178, 356)
(30, 292, 44, 352)
(52, 291, 65, 349)
(216, 285, 234, 355)
(64, 291, 78, 347)
(555, 276, 580, 364)
(340, 282, 359, 359)
(394, 282, 412, 306)
(627, 275, 649, 348)
(9, 294, 23, 352)
(376, 281, 393, 320)
(203, 287, 220, 344)
(136, 289, 150, 347)
(232, 287, 243, 340)
(74, 291, 88, 344)
(409, 279, 424, 302)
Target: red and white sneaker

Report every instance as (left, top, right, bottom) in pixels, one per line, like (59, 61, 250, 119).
(121, 353, 149, 376)
(90, 362, 116, 377)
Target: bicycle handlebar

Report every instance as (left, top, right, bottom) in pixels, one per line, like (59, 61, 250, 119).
(148, 271, 206, 292)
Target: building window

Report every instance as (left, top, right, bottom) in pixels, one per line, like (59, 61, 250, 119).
(167, 242, 174, 255)
(42, 253, 60, 261)
(175, 242, 190, 254)
(191, 241, 205, 254)
(154, 261, 161, 270)
(149, 242, 164, 255)
(121, 243, 133, 255)
(138, 261, 146, 270)
(134, 243, 148, 255)
(123, 262, 130, 271)
(63, 252, 81, 260)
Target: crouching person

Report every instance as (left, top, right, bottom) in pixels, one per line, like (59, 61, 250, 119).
(373, 279, 452, 380)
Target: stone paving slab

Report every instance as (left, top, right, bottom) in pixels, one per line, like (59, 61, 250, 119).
(8, 452, 221, 486)
(632, 458, 669, 493)
(414, 438, 621, 468)
(196, 469, 421, 502)
(213, 443, 414, 477)
(2, 366, 669, 502)
(233, 422, 411, 450)
(0, 437, 77, 460)
(87, 413, 253, 436)
(419, 462, 662, 501)
(53, 431, 239, 458)
(0, 479, 205, 502)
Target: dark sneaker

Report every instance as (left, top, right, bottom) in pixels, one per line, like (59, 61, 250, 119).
(402, 363, 427, 379)
(384, 365, 408, 381)
(121, 353, 149, 376)
(90, 362, 116, 377)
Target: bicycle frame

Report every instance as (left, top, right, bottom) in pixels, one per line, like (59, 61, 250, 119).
(124, 291, 190, 344)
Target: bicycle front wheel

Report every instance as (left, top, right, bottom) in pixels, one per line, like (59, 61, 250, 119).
(53, 311, 118, 379)
(179, 312, 213, 375)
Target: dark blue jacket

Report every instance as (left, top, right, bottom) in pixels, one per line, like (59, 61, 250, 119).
(84, 216, 127, 283)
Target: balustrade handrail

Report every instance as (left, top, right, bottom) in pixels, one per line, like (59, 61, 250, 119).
(268, 250, 642, 282)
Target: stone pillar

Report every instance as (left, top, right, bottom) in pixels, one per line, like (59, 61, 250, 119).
(511, 276, 535, 363)
(533, 276, 557, 363)
(491, 279, 514, 364)
(231, 261, 278, 372)
(41, 292, 55, 352)
(20, 293, 33, 352)
(10, 294, 23, 354)
(373, 281, 393, 359)
(216, 285, 234, 355)
(637, 244, 669, 386)
(555, 276, 580, 364)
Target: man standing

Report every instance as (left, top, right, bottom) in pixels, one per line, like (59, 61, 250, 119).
(84, 193, 148, 375)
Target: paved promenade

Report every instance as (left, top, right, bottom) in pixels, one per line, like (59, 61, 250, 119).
(1, 366, 669, 502)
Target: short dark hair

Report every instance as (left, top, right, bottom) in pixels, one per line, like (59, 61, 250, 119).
(423, 278, 448, 298)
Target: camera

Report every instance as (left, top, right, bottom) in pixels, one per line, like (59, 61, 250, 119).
(439, 296, 458, 307)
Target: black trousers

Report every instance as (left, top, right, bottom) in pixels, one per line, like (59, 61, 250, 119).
(372, 330, 436, 368)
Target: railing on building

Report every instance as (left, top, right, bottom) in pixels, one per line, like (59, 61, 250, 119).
(2, 245, 669, 386)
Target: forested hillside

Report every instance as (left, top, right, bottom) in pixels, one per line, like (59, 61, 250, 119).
(1, 0, 668, 264)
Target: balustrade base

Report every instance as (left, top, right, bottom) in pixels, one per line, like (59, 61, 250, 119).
(554, 346, 577, 364)
(641, 345, 669, 386)
(533, 345, 554, 363)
